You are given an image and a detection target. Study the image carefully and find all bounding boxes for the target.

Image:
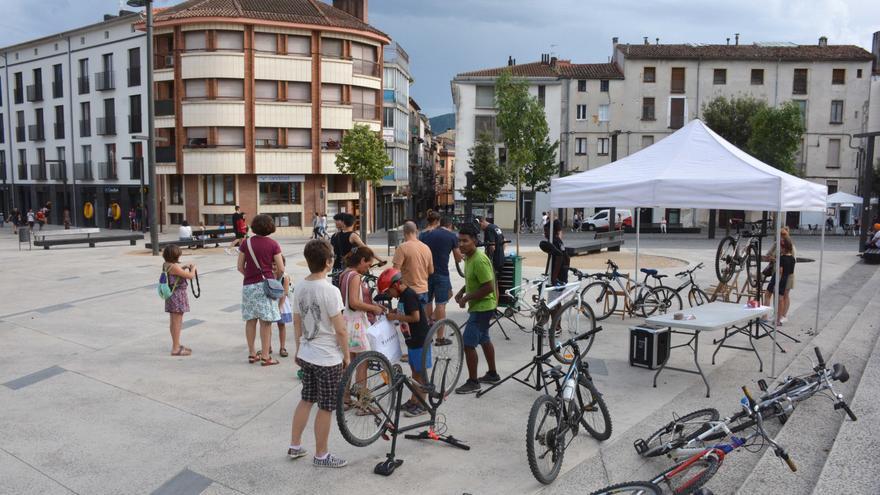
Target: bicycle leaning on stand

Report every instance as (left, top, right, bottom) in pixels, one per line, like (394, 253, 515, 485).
(651, 262, 711, 310)
(714, 218, 771, 287)
(573, 261, 682, 321)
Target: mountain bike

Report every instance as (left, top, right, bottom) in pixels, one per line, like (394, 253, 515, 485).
(651, 263, 711, 310)
(574, 261, 682, 321)
(336, 319, 467, 475)
(526, 328, 611, 484)
(714, 219, 771, 286)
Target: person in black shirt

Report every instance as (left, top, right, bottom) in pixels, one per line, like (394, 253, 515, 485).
(548, 219, 570, 285)
(381, 268, 431, 418)
(330, 213, 366, 273)
(478, 216, 506, 272)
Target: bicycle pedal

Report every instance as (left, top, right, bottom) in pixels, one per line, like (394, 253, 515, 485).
(757, 379, 768, 392)
(633, 438, 648, 455)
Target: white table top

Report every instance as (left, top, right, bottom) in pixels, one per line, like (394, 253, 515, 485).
(645, 302, 772, 332)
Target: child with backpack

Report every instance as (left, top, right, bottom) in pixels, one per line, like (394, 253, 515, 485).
(160, 245, 197, 356)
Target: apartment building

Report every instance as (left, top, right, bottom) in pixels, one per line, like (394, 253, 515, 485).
(0, 11, 148, 226)
(146, 0, 388, 233)
(408, 98, 435, 218)
(434, 132, 455, 214)
(379, 41, 411, 228)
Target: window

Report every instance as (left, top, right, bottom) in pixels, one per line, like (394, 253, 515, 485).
(474, 115, 497, 141)
(216, 127, 244, 147)
(832, 68, 845, 85)
(670, 97, 685, 129)
(287, 128, 311, 148)
(129, 95, 142, 133)
(537, 85, 545, 106)
(598, 104, 609, 122)
(215, 31, 243, 51)
(857, 69, 863, 78)
(217, 79, 244, 99)
(351, 87, 377, 119)
(796, 138, 805, 166)
(597, 137, 609, 156)
(497, 147, 507, 165)
(826, 179, 838, 194)
(321, 83, 342, 103)
(793, 68, 808, 94)
(13, 72, 23, 103)
(641, 97, 655, 120)
(320, 38, 343, 58)
(259, 181, 302, 205)
(79, 102, 90, 137)
(169, 175, 183, 204)
(575, 137, 587, 155)
(643, 67, 656, 83)
(0, 118, 4, 143)
(576, 104, 587, 120)
(641, 135, 654, 149)
(268, 213, 302, 228)
(600, 79, 609, 92)
(352, 42, 378, 77)
(287, 35, 310, 56)
(185, 79, 208, 99)
(751, 68, 764, 85)
(830, 100, 844, 124)
(577, 80, 586, 92)
(128, 47, 141, 87)
(18, 149, 27, 179)
(320, 129, 343, 148)
(184, 31, 206, 51)
(54, 105, 64, 139)
(255, 128, 278, 148)
(185, 127, 208, 147)
(254, 33, 277, 53)
(671, 67, 685, 93)
(52, 64, 63, 98)
(827, 139, 841, 168)
(254, 80, 278, 101)
(383, 107, 394, 127)
(203, 175, 235, 205)
(475, 86, 494, 108)
(15, 111, 24, 142)
(78, 59, 89, 94)
(794, 100, 807, 126)
(713, 68, 727, 85)
(102, 53, 113, 72)
(287, 81, 310, 102)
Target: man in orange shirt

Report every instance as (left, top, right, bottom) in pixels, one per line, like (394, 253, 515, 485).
(393, 221, 434, 307)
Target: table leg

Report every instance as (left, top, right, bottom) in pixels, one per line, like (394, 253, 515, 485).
(748, 320, 764, 372)
(692, 331, 710, 398)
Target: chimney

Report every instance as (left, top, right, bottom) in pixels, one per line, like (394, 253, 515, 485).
(735, 33, 740, 46)
(643, 36, 649, 45)
(873, 31, 880, 74)
(612, 36, 619, 52)
(655, 38, 660, 45)
(550, 56, 558, 67)
(818, 36, 828, 47)
(726, 38, 730, 45)
(508, 55, 514, 66)
(332, 0, 368, 23)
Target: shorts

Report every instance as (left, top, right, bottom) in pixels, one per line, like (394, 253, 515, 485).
(241, 282, 282, 322)
(407, 346, 433, 374)
(463, 310, 493, 348)
(417, 292, 429, 306)
(766, 276, 790, 296)
(427, 274, 452, 305)
(296, 358, 343, 411)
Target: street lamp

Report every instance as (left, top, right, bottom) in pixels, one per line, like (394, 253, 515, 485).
(128, 0, 159, 255)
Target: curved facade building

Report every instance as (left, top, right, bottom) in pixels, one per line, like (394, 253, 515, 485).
(146, 0, 388, 233)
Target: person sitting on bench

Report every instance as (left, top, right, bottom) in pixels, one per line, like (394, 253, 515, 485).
(178, 221, 193, 242)
(867, 223, 880, 249)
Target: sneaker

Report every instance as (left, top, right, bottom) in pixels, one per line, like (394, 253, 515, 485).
(455, 379, 481, 394)
(434, 337, 453, 346)
(313, 453, 348, 468)
(403, 402, 428, 417)
(478, 371, 501, 384)
(288, 446, 308, 459)
(780, 316, 789, 324)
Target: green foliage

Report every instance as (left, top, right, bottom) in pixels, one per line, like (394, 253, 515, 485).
(524, 138, 559, 192)
(335, 124, 391, 182)
(747, 101, 805, 175)
(702, 96, 767, 149)
(464, 133, 506, 204)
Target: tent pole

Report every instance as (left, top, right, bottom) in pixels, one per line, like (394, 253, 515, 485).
(815, 198, 826, 335)
(635, 208, 640, 283)
(771, 210, 782, 377)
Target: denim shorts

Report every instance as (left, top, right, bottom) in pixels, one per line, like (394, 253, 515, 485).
(463, 310, 493, 348)
(427, 274, 452, 304)
(407, 346, 433, 374)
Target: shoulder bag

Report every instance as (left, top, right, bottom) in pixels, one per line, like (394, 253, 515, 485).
(341, 270, 371, 353)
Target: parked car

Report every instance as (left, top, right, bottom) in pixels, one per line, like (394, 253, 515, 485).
(582, 209, 632, 231)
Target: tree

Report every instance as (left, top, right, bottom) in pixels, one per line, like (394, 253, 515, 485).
(335, 124, 392, 240)
(463, 132, 506, 207)
(747, 101, 805, 175)
(523, 138, 559, 193)
(701, 96, 767, 149)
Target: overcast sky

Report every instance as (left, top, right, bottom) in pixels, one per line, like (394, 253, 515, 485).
(2, 0, 878, 117)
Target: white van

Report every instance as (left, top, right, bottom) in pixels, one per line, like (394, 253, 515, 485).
(582, 209, 632, 231)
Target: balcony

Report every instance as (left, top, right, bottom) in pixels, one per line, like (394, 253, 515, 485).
(52, 80, 63, 98)
(75, 162, 93, 181)
(155, 99, 174, 117)
(127, 66, 141, 87)
(28, 124, 45, 141)
(129, 114, 142, 134)
(50, 162, 67, 180)
(15, 126, 26, 142)
(352, 58, 380, 78)
(79, 119, 91, 137)
(26, 84, 43, 102)
(156, 147, 175, 163)
(98, 161, 117, 180)
(30, 163, 47, 181)
(96, 117, 116, 136)
(353, 103, 379, 121)
(54, 122, 65, 139)
(95, 71, 114, 91)
(78, 76, 89, 94)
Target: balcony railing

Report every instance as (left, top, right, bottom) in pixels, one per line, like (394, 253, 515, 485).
(30, 163, 47, 181)
(255, 139, 279, 148)
(129, 114, 142, 134)
(156, 147, 175, 163)
(15, 126, 26, 142)
(352, 103, 378, 121)
(26, 84, 43, 102)
(75, 162, 93, 181)
(155, 53, 174, 70)
(28, 124, 45, 141)
(95, 71, 115, 91)
(155, 100, 174, 117)
(98, 161, 117, 180)
(96, 117, 116, 136)
(54, 122, 65, 139)
(52, 80, 63, 98)
(127, 66, 141, 87)
(79, 119, 91, 137)
(50, 162, 67, 181)
(78, 76, 89, 94)
(352, 58, 380, 78)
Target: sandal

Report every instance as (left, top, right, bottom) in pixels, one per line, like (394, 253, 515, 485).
(249, 351, 262, 364)
(279, 348, 289, 357)
(435, 338, 453, 346)
(171, 346, 192, 357)
(261, 357, 280, 367)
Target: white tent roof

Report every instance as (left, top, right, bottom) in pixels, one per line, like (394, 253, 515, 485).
(826, 191, 863, 204)
(551, 119, 826, 212)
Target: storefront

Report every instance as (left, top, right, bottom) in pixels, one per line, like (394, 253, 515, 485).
(257, 174, 305, 234)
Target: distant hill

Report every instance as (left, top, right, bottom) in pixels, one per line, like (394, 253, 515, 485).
(429, 113, 455, 134)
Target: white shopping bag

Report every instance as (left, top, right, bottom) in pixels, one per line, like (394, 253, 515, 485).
(366, 316, 402, 364)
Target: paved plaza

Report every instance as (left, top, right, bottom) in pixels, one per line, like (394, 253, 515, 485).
(0, 226, 877, 495)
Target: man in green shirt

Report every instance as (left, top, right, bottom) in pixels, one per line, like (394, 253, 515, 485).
(454, 223, 500, 394)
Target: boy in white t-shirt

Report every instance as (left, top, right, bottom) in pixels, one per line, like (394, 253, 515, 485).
(288, 239, 350, 468)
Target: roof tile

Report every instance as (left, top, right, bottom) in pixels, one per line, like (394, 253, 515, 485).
(618, 43, 874, 62)
(457, 61, 623, 80)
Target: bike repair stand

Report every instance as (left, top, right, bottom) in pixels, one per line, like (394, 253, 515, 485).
(488, 307, 520, 339)
(475, 320, 551, 398)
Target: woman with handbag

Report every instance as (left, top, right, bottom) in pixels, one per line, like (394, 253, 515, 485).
(340, 247, 386, 399)
(237, 214, 285, 366)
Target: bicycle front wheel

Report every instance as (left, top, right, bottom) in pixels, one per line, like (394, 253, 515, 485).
(687, 287, 710, 307)
(421, 319, 464, 397)
(526, 394, 565, 484)
(656, 452, 722, 495)
(745, 243, 760, 288)
(642, 286, 682, 316)
(640, 408, 720, 458)
(548, 298, 597, 364)
(589, 481, 663, 495)
(336, 351, 397, 447)
(577, 376, 612, 441)
(715, 236, 737, 283)
(581, 281, 617, 321)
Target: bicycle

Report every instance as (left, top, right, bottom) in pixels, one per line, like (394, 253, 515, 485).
(714, 219, 771, 287)
(335, 319, 468, 476)
(652, 263, 711, 310)
(574, 261, 682, 321)
(526, 328, 611, 484)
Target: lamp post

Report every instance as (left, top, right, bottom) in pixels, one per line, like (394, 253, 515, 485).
(128, 0, 159, 255)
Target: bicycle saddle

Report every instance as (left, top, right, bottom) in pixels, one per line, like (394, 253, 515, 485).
(640, 268, 667, 279)
(539, 240, 564, 256)
(543, 366, 565, 379)
(832, 363, 849, 383)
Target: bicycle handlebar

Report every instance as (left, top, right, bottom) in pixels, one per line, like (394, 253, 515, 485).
(814, 347, 825, 369)
(558, 326, 603, 349)
(675, 262, 705, 278)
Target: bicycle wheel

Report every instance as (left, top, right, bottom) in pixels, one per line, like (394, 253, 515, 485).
(656, 452, 722, 495)
(687, 287, 710, 307)
(420, 319, 464, 396)
(643, 286, 682, 316)
(548, 298, 597, 364)
(335, 351, 397, 447)
(526, 394, 565, 484)
(577, 375, 612, 441)
(640, 408, 720, 458)
(589, 481, 663, 495)
(745, 244, 760, 288)
(714, 236, 737, 283)
(581, 281, 617, 321)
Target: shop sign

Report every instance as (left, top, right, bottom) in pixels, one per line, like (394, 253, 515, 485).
(257, 175, 304, 183)
(496, 191, 516, 201)
(104, 187, 120, 193)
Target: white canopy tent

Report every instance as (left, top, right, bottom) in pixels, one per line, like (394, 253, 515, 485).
(826, 191, 864, 205)
(550, 119, 827, 376)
